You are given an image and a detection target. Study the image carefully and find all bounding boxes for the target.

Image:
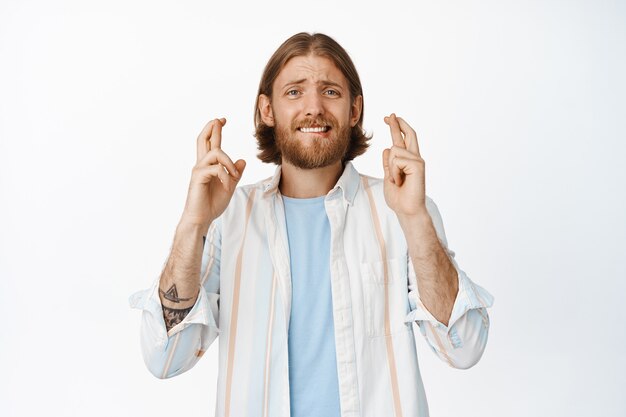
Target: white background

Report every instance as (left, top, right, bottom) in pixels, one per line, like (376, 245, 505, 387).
(1, 0, 625, 416)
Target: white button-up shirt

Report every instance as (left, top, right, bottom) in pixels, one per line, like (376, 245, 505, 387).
(129, 162, 494, 417)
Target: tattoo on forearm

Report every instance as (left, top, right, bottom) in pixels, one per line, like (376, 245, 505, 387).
(160, 284, 192, 303)
(162, 305, 193, 331)
(159, 284, 194, 331)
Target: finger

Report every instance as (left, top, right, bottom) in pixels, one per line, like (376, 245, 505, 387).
(389, 155, 423, 185)
(386, 147, 403, 185)
(390, 155, 404, 186)
(196, 119, 217, 163)
(193, 165, 235, 192)
(198, 149, 240, 178)
(396, 117, 420, 157)
(389, 145, 420, 161)
(192, 164, 225, 184)
(383, 113, 406, 149)
(216, 166, 236, 192)
(210, 117, 226, 150)
(388, 146, 420, 186)
(382, 148, 392, 182)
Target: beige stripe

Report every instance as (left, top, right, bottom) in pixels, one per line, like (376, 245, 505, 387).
(200, 222, 217, 286)
(362, 176, 404, 417)
(476, 307, 489, 327)
(475, 289, 487, 307)
(262, 272, 277, 417)
(224, 189, 257, 417)
(161, 332, 181, 378)
(426, 322, 455, 367)
(473, 288, 489, 327)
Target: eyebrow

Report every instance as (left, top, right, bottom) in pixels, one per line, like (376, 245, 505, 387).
(281, 78, 344, 90)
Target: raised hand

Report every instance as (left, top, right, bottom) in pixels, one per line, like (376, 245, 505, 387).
(382, 113, 426, 219)
(181, 118, 246, 227)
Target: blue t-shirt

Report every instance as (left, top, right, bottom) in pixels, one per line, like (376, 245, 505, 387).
(283, 195, 341, 417)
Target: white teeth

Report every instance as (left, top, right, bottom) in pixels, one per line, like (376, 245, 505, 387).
(299, 126, 328, 133)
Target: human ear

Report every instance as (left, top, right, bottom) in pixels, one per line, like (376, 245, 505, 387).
(258, 94, 275, 127)
(350, 95, 363, 127)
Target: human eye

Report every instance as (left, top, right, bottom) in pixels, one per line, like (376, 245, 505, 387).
(324, 89, 340, 97)
(286, 89, 300, 97)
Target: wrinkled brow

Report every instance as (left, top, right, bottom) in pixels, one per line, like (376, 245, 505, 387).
(281, 78, 344, 90)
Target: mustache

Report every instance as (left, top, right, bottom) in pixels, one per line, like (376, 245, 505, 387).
(291, 117, 337, 129)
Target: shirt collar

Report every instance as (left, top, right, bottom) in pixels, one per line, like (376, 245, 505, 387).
(262, 161, 360, 206)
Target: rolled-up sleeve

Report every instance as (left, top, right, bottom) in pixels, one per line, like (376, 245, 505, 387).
(404, 197, 494, 369)
(129, 218, 222, 378)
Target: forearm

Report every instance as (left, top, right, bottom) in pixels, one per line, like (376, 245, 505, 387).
(399, 212, 458, 326)
(159, 218, 210, 330)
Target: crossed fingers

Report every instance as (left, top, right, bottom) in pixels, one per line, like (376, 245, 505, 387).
(383, 113, 423, 186)
(193, 117, 240, 191)
(384, 113, 420, 156)
(196, 117, 226, 162)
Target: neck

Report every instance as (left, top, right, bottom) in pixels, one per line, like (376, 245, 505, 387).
(279, 160, 344, 198)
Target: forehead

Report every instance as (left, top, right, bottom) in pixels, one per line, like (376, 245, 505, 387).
(273, 54, 348, 90)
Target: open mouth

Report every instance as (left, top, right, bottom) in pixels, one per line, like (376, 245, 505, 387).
(297, 126, 331, 133)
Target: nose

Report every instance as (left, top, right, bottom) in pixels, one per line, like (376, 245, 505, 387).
(303, 93, 324, 117)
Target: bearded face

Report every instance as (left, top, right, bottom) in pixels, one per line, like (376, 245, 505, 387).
(257, 54, 362, 169)
(273, 113, 352, 169)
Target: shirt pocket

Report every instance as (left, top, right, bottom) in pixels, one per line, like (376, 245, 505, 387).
(360, 257, 412, 338)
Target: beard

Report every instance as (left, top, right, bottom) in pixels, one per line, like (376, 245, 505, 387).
(274, 114, 352, 169)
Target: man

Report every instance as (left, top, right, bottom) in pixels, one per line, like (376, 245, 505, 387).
(130, 32, 493, 417)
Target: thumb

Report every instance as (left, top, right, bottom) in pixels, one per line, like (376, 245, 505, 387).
(234, 159, 247, 179)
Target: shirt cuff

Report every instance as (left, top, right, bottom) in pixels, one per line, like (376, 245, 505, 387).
(404, 268, 494, 332)
(129, 279, 219, 340)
